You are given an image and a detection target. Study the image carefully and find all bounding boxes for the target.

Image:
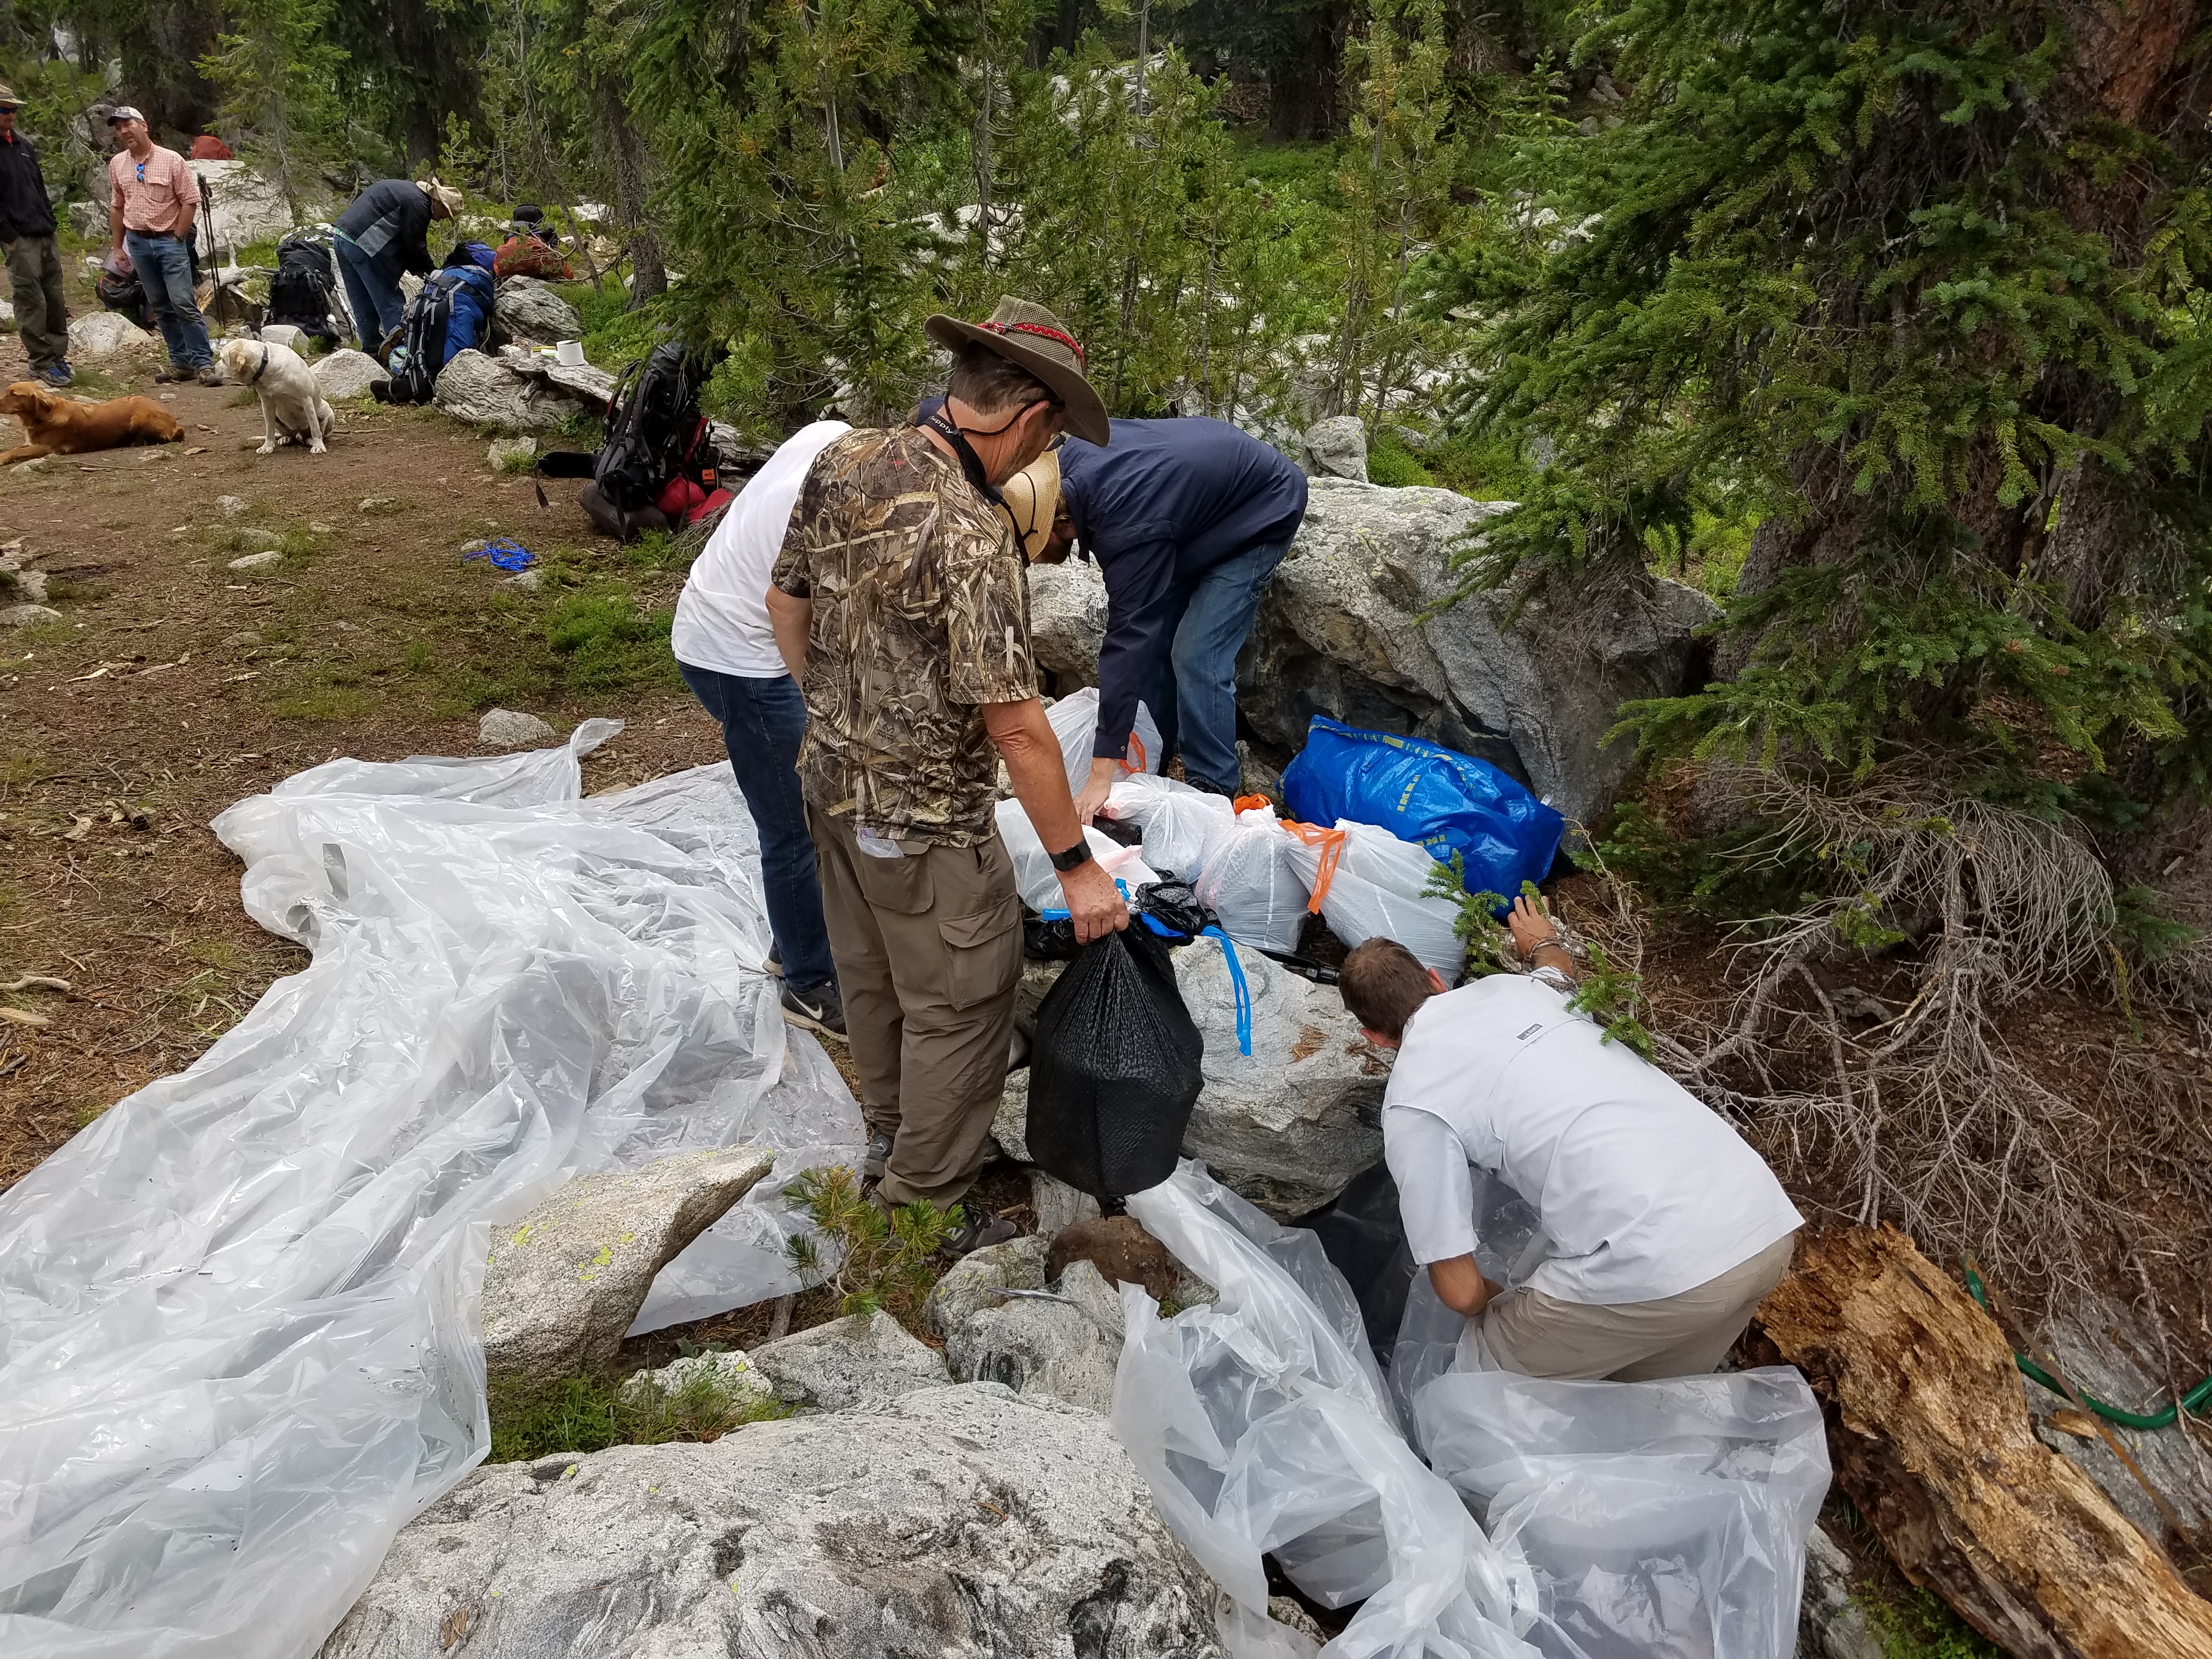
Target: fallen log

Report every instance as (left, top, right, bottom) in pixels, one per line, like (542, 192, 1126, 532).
(1759, 1224, 2212, 1659)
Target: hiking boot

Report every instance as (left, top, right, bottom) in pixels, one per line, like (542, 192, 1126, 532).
(38, 364, 70, 387)
(194, 364, 225, 387)
(864, 1130, 893, 1182)
(153, 364, 184, 384)
(942, 1207, 1019, 1257)
(765, 945, 784, 978)
(780, 978, 845, 1039)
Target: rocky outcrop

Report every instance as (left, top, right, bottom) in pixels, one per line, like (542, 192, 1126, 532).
(924, 1233, 1050, 1339)
(478, 708, 556, 749)
(67, 312, 154, 357)
(747, 1309, 949, 1409)
(313, 349, 386, 401)
(947, 1294, 1120, 1415)
(1176, 935, 1389, 1216)
(432, 349, 593, 431)
(1239, 476, 1718, 826)
(1302, 415, 1369, 481)
(318, 1384, 1220, 1659)
(492, 276, 583, 347)
(1028, 557, 1108, 690)
(189, 159, 332, 245)
(480, 1146, 775, 1391)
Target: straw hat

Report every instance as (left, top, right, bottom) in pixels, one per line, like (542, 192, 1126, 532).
(924, 296, 1110, 446)
(0, 86, 21, 112)
(419, 177, 464, 217)
(997, 448, 1062, 561)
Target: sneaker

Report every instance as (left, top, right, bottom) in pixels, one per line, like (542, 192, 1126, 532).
(195, 365, 225, 387)
(765, 945, 784, 978)
(38, 364, 70, 387)
(780, 979, 845, 1038)
(864, 1130, 893, 1182)
(941, 1207, 1019, 1257)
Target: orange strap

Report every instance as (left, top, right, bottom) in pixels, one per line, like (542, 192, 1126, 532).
(1122, 731, 1147, 774)
(1232, 793, 1270, 813)
(1282, 820, 1346, 913)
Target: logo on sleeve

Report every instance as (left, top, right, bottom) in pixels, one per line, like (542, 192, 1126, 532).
(1515, 1023, 1543, 1041)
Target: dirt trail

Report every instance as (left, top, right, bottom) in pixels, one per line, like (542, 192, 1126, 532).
(0, 330, 722, 1189)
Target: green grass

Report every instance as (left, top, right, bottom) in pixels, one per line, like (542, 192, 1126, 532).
(268, 664, 376, 721)
(1857, 1585, 2006, 1659)
(558, 280, 672, 373)
(1423, 429, 1535, 501)
(487, 1359, 785, 1465)
(546, 586, 681, 695)
(1367, 428, 1435, 488)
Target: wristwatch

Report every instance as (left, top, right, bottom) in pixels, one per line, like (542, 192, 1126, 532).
(1049, 838, 1094, 873)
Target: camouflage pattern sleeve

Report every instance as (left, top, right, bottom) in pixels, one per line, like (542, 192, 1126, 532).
(770, 460, 818, 599)
(941, 511, 1038, 707)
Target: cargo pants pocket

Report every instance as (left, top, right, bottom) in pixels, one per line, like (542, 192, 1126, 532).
(940, 899, 1022, 1011)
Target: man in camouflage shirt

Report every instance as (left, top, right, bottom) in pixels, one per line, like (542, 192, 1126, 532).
(769, 297, 1125, 1252)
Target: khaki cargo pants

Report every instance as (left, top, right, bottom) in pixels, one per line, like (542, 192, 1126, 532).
(1481, 1233, 1799, 1382)
(808, 805, 1024, 1208)
(5, 235, 67, 373)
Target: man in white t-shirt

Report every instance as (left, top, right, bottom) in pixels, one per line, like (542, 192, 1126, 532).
(1338, 901, 1802, 1381)
(672, 419, 852, 1040)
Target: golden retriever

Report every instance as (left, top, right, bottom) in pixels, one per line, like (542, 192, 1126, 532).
(0, 381, 183, 466)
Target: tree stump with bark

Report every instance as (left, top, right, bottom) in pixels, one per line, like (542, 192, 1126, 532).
(1760, 1225, 2212, 1659)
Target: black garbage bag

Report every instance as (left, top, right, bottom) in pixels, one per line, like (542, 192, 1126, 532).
(1026, 926, 1203, 1198)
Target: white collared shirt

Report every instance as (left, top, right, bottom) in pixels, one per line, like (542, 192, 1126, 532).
(1382, 974, 1801, 1306)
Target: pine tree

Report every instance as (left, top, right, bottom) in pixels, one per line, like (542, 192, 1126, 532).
(1438, 0, 2212, 824)
(198, 0, 349, 217)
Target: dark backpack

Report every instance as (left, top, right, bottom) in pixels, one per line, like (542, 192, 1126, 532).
(268, 232, 337, 345)
(383, 262, 495, 403)
(594, 342, 718, 513)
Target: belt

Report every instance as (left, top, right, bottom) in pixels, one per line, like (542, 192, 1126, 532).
(129, 229, 178, 241)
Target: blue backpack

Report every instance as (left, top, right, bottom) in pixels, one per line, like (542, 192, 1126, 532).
(384, 244, 498, 403)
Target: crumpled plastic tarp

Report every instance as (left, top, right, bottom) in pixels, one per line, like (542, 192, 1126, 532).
(1118, 1162, 1542, 1659)
(1118, 1162, 1827, 1659)
(1415, 1369, 1829, 1659)
(0, 723, 864, 1659)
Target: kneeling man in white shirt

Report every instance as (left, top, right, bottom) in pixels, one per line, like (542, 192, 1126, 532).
(1339, 899, 1802, 1382)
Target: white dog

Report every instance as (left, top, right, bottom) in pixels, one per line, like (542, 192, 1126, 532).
(218, 336, 334, 455)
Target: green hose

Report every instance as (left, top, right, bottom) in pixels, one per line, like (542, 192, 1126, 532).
(1962, 1265, 2212, 1432)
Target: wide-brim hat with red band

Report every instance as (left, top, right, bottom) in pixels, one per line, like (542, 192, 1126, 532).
(924, 296, 1110, 447)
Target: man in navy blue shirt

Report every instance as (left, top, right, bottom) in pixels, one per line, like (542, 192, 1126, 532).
(1048, 416, 1307, 817)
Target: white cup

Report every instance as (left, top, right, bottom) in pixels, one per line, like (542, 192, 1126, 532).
(555, 339, 585, 367)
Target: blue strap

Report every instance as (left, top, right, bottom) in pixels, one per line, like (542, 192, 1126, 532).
(1201, 924, 1252, 1057)
(464, 537, 537, 573)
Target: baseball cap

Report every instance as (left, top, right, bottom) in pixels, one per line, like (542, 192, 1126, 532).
(105, 106, 146, 126)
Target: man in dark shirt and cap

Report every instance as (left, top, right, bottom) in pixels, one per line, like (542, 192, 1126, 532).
(0, 86, 70, 386)
(332, 177, 460, 354)
(1047, 417, 1308, 819)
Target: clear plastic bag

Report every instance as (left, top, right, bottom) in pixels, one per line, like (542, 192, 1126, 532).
(1285, 819, 1465, 980)
(996, 797, 1163, 912)
(0, 725, 864, 1659)
(1101, 771, 1238, 882)
(1193, 805, 1313, 956)
(1118, 1161, 1542, 1659)
(1414, 1367, 1830, 1659)
(1047, 685, 1164, 793)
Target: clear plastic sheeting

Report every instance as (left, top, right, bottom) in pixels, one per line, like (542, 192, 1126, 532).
(996, 797, 1163, 912)
(1047, 685, 1163, 792)
(1118, 1162, 1541, 1659)
(1101, 771, 1237, 881)
(1284, 820, 1464, 980)
(1414, 1369, 1830, 1659)
(1194, 804, 1313, 956)
(0, 725, 864, 1659)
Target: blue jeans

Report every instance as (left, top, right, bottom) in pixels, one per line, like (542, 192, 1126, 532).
(678, 662, 838, 992)
(334, 235, 407, 352)
(123, 231, 210, 369)
(1144, 534, 1294, 793)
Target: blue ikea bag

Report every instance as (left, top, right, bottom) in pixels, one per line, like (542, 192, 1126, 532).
(1280, 716, 1565, 901)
